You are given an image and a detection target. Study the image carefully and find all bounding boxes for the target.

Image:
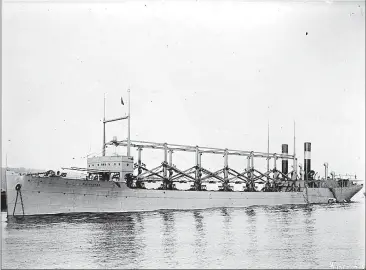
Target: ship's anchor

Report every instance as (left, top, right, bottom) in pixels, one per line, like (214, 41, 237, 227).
(13, 184, 25, 216)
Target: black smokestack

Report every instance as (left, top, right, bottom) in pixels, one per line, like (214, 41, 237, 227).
(304, 142, 311, 180)
(282, 144, 288, 175)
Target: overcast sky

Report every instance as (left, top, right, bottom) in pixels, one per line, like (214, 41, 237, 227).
(2, 0, 365, 179)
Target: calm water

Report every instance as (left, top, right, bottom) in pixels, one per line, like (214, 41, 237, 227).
(2, 197, 365, 269)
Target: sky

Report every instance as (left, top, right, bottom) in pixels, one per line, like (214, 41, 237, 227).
(2, 0, 365, 180)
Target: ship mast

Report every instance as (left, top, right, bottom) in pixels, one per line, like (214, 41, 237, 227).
(293, 120, 297, 176)
(4, 154, 7, 191)
(267, 120, 270, 177)
(102, 90, 130, 157)
(102, 94, 106, 156)
(127, 88, 131, 157)
(293, 120, 296, 157)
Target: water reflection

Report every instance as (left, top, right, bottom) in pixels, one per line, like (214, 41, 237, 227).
(300, 206, 318, 267)
(220, 208, 234, 258)
(276, 208, 296, 263)
(193, 211, 205, 251)
(160, 211, 177, 264)
(6, 213, 148, 268)
(259, 204, 318, 268)
(245, 207, 258, 264)
(2, 201, 364, 269)
(93, 214, 145, 268)
(192, 210, 207, 267)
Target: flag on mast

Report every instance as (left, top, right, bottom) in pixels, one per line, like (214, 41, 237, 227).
(121, 97, 124, 105)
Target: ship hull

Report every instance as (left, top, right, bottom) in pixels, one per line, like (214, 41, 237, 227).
(6, 175, 363, 216)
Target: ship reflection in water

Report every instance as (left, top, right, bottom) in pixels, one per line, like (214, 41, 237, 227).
(2, 201, 365, 269)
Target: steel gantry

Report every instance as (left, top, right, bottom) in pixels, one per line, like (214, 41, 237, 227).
(105, 139, 300, 192)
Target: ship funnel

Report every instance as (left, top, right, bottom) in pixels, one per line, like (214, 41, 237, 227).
(281, 144, 288, 175)
(304, 142, 311, 180)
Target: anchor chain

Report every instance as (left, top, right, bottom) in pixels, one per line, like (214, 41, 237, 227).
(12, 184, 25, 216)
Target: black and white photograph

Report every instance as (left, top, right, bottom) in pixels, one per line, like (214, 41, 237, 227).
(1, 0, 365, 269)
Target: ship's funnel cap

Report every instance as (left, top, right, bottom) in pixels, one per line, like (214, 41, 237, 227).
(281, 144, 288, 154)
(304, 142, 311, 152)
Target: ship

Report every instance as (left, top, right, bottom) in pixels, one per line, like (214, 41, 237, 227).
(5, 91, 363, 216)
